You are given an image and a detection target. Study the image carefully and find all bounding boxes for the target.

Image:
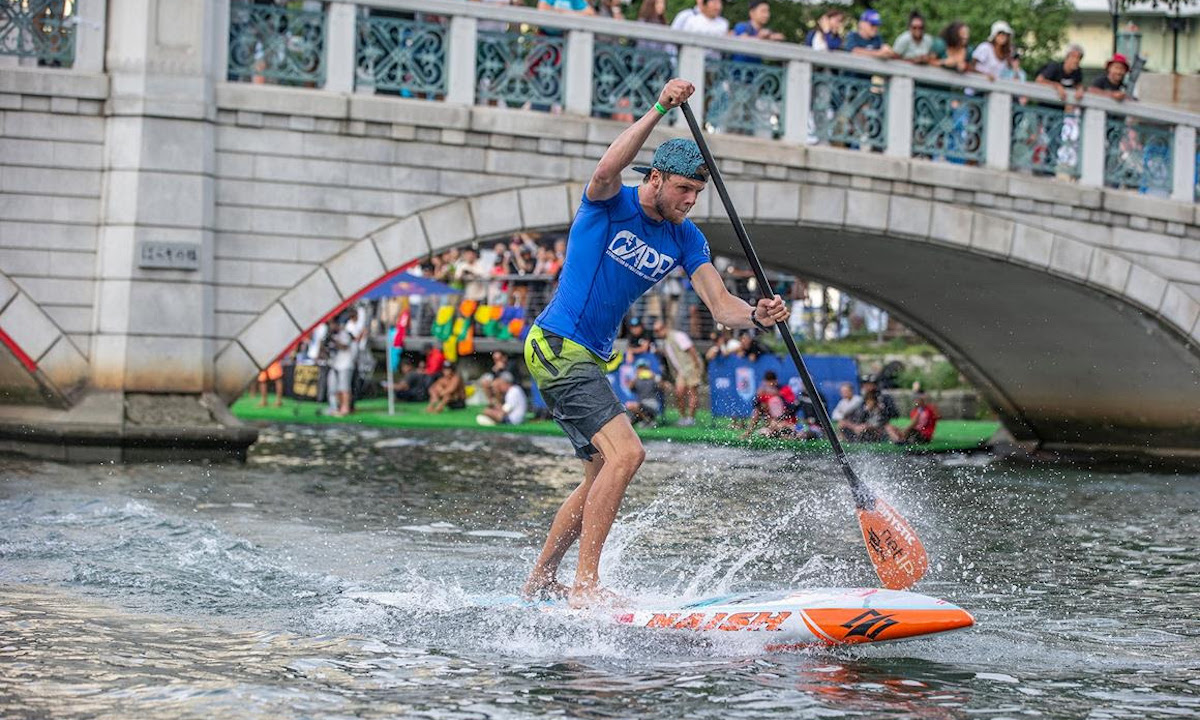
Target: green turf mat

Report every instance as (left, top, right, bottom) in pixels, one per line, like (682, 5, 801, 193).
(231, 396, 998, 454)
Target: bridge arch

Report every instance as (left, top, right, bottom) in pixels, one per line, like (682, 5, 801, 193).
(0, 268, 89, 406)
(214, 181, 1200, 455)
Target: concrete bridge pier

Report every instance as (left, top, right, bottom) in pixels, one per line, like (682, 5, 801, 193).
(0, 0, 256, 461)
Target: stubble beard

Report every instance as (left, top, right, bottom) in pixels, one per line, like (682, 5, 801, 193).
(654, 185, 685, 225)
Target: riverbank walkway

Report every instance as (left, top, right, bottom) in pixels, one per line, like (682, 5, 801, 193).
(231, 397, 998, 455)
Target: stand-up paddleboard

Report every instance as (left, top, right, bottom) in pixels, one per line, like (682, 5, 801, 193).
(346, 587, 973, 648)
(611, 588, 973, 648)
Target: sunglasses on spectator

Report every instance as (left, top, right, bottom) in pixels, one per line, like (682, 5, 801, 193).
(911, 23, 924, 29)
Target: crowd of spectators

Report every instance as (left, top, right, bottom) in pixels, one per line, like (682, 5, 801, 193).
(420, 232, 567, 307)
(474, 0, 1136, 103)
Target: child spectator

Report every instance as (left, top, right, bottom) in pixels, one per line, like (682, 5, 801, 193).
(624, 360, 662, 427)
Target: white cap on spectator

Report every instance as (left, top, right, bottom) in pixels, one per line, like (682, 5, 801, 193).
(988, 21, 1014, 41)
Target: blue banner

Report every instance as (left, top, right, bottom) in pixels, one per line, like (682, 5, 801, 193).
(707, 354, 859, 418)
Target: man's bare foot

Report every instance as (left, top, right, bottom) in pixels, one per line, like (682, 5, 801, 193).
(522, 576, 568, 602)
(567, 584, 630, 610)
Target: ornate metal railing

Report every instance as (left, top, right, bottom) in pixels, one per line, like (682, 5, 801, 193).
(1010, 102, 1082, 178)
(1104, 116, 1174, 196)
(228, 2, 326, 87)
(913, 84, 987, 164)
(0, 0, 75, 65)
(355, 13, 446, 96)
(476, 30, 564, 108)
(704, 58, 785, 137)
(809, 71, 887, 150)
(592, 41, 674, 119)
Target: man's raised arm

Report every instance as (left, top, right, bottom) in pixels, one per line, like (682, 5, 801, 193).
(587, 79, 695, 202)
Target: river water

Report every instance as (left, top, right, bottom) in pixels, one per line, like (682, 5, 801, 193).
(1, 425, 1197, 719)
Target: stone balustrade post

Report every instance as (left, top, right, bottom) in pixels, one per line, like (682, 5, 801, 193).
(73, 0, 107, 73)
(783, 60, 811, 145)
(446, 15, 477, 106)
(211, 0, 230, 84)
(678, 45, 706, 123)
(324, 2, 356, 93)
(986, 91, 1012, 171)
(1171, 124, 1196, 203)
(1080, 107, 1107, 187)
(885, 75, 913, 158)
(563, 30, 594, 117)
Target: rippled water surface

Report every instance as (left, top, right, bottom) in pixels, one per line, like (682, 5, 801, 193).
(2, 425, 1198, 719)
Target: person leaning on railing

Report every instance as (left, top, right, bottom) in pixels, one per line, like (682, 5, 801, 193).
(805, 9, 845, 51)
(1035, 44, 1086, 105)
(1088, 53, 1133, 102)
(971, 21, 1013, 81)
(892, 12, 936, 65)
(933, 21, 971, 73)
(843, 10, 894, 60)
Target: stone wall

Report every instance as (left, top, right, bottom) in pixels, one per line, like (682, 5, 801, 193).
(0, 70, 106, 358)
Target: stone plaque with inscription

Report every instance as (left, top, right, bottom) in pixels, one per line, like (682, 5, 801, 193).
(138, 242, 200, 270)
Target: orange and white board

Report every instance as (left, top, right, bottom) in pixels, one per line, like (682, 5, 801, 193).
(612, 588, 974, 647)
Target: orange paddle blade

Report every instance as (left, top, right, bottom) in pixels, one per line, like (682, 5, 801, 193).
(858, 498, 929, 590)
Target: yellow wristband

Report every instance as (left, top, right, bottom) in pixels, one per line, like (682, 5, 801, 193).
(653, 102, 668, 115)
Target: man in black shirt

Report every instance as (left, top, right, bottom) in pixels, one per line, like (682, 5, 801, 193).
(1089, 53, 1131, 101)
(1036, 44, 1085, 103)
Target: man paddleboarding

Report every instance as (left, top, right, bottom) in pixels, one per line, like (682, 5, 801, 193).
(522, 79, 790, 608)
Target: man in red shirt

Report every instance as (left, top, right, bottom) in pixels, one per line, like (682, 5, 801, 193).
(423, 342, 445, 377)
(887, 391, 938, 444)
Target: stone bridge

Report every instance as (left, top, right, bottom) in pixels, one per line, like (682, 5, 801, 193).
(0, 0, 1197, 460)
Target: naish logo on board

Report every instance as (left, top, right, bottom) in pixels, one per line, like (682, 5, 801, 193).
(840, 610, 899, 640)
(606, 231, 676, 281)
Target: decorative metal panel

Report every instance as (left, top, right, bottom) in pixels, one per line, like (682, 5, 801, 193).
(0, 0, 75, 65)
(228, 2, 326, 87)
(1105, 116, 1173, 196)
(356, 14, 447, 96)
(1010, 103, 1082, 178)
(913, 84, 986, 164)
(810, 71, 887, 150)
(476, 30, 564, 108)
(592, 41, 674, 118)
(704, 58, 785, 137)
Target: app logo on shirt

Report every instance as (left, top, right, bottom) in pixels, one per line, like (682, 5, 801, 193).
(606, 230, 676, 282)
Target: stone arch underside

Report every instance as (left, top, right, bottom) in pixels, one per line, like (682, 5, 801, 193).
(215, 182, 1200, 455)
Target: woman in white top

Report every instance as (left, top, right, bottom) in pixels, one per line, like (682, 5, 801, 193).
(971, 21, 1013, 80)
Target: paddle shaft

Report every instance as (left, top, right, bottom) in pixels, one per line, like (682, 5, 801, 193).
(679, 103, 874, 509)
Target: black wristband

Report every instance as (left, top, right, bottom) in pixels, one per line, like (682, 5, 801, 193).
(750, 308, 769, 332)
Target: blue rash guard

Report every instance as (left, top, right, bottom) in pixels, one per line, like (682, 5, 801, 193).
(535, 184, 711, 359)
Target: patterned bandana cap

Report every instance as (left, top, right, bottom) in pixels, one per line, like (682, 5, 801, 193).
(632, 138, 709, 182)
